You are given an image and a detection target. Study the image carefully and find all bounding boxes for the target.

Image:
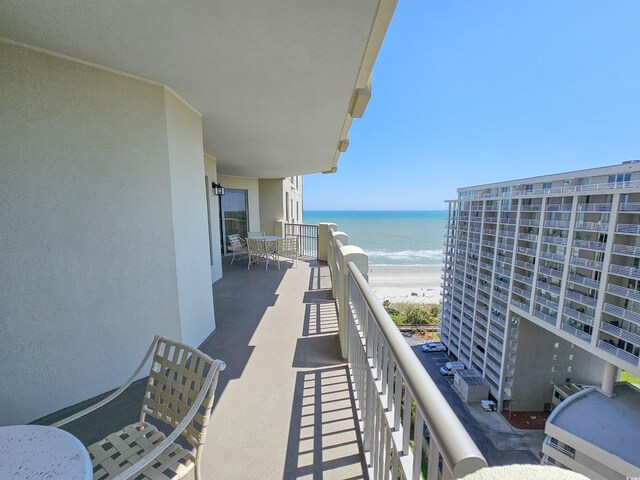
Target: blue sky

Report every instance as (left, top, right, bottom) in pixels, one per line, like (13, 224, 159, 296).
(304, 0, 640, 211)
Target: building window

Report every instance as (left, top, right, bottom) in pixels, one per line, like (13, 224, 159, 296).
(543, 182, 552, 189)
(609, 173, 631, 184)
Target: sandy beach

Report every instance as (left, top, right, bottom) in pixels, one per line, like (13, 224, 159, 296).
(368, 265, 442, 304)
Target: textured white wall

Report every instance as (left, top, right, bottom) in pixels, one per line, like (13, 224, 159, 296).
(0, 42, 214, 424)
(164, 90, 215, 347)
(258, 179, 285, 236)
(204, 155, 223, 283)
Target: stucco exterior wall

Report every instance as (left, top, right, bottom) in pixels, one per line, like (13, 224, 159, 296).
(259, 179, 285, 236)
(510, 319, 605, 411)
(204, 155, 223, 283)
(217, 175, 261, 232)
(164, 89, 215, 347)
(0, 42, 213, 424)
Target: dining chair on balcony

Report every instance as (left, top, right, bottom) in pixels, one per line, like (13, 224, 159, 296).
(247, 231, 266, 238)
(277, 237, 298, 268)
(247, 237, 268, 269)
(227, 234, 248, 264)
(52, 336, 226, 480)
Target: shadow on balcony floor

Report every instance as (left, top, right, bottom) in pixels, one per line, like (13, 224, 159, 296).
(200, 257, 366, 479)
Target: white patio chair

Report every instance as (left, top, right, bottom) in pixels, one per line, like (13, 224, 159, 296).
(277, 237, 298, 268)
(227, 234, 247, 264)
(52, 336, 226, 480)
(247, 237, 267, 269)
(247, 231, 266, 238)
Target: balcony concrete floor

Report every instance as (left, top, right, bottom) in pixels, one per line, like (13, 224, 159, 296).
(44, 257, 367, 479)
(201, 256, 367, 479)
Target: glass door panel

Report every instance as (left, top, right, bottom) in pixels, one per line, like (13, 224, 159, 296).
(221, 189, 249, 254)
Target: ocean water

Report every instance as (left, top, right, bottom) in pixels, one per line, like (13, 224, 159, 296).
(304, 210, 447, 266)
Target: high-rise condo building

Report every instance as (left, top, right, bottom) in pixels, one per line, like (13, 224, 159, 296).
(440, 162, 640, 480)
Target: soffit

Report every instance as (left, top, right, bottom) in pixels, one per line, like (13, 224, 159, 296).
(0, 1, 382, 178)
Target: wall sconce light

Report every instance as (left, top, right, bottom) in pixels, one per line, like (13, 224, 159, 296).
(212, 182, 225, 196)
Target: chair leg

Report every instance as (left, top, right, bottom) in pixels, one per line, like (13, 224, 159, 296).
(231, 250, 236, 264)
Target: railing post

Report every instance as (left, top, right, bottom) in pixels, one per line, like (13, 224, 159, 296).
(274, 220, 285, 238)
(331, 232, 348, 300)
(337, 246, 368, 359)
(318, 223, 337, 262)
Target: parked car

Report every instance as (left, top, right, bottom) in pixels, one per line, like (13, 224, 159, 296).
(481, 400, 497, 412)
(421, 342, 446, 352)
(439, 361, 465, 376)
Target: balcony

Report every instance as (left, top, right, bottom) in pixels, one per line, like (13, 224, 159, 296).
(606, 283, 640, 302)
(603, 303, 640, 324)
(598, 340, 640, 367)
(616, 224, 640, 235)
(560, 322, 592, 342)
(40, 247, 488, 479)
(612, 244, 640, 257)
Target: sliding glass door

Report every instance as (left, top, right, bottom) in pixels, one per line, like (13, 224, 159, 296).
(221, 189, 249, 254)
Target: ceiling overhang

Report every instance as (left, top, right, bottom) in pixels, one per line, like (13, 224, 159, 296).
(0, 0, 397, 178)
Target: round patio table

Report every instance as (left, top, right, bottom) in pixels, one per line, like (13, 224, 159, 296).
(0, 425, 92, 480)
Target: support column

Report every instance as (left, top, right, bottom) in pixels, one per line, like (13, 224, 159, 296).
(601, 361, 618, 397)
(337, 245, 368, 359)
(318, 223, 337, 262)
(330, 232, 348, 299)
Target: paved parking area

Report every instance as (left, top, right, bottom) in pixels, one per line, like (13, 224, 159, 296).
(405, 336, 544, 466)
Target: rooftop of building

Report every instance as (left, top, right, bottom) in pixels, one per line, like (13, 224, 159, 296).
(453, 160, 640, 194)
(547, 382, 640, 467)
(455, 369, 490, 387)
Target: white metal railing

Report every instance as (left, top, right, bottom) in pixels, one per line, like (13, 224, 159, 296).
(460, 179, 640, 200)
(542, 235, 567, 246)
(603, 302, 640, 323)
(284, 223, 318, 258)
(577, 202, 612, 212)
(565, 289, 597, 308)
(560, 322, 592, 342)
(573, 239, 606, 251)
(569, 256, 603, 271)
(575, 222, 609, 232)
(612, 244, 640, 256)
(600, 321, 640, 346)
(518, 232, 538, 241)
(545, 436, 575, 459)
(606, 283, 640, 302)
(519, 218, 540, 225)
(544, 220, 570, 229)
(609, 263, 640, 279)
(538, 265, 563, 279)
(597, 340, 639, 366)
(345, 263, 486, 479)
(563, 306, 594, 325)
(533, 309, 557, 325)
(616, 224, 640, 234)
(568, 274, 600, 289)
(546, 204, 573, 212)
(619, 202, 640, 211)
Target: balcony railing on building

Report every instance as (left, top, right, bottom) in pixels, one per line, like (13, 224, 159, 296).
(324, 224, 487, 479)
(284, 222, 319, 258)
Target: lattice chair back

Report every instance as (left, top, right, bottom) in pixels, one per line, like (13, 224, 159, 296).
(141, 337, 223, 450)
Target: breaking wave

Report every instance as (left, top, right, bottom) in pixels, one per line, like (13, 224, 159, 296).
(365, 249, 444, 266)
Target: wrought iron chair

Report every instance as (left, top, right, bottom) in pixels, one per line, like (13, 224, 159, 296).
(227, 234, 248, 264)
(53, 336, 226, 480)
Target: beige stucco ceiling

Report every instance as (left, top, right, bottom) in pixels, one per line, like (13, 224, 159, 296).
(0, 1, 394, 178)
